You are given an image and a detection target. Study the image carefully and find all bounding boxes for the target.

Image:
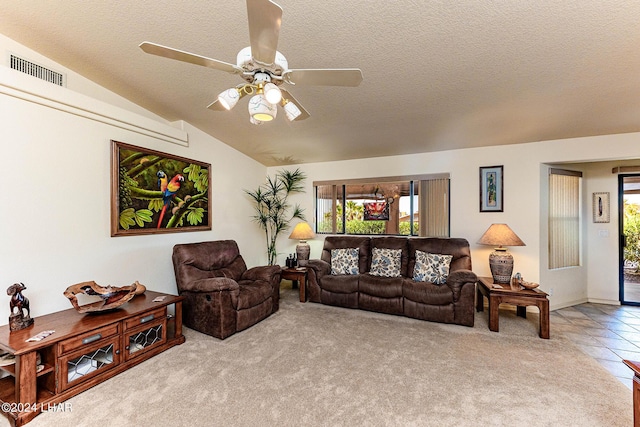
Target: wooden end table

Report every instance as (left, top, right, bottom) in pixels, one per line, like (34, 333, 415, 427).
(281, 267, 308, 303)
(476, 276, 550, 339)
(623, 360, 640, 426)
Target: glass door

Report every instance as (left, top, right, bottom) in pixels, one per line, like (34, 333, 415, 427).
(620, 174, 640, 305)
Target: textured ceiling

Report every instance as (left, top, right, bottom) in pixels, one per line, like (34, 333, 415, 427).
(2, 1, 640, 166)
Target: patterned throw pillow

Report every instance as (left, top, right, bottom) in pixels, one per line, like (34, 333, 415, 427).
(413, 250, 453, 284)
(370, 247, 402, 277)
(330, 248, 360, 275)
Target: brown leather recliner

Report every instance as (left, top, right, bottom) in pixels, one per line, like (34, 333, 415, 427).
(172, 240, 281, 339)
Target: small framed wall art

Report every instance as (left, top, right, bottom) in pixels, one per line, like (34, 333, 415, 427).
(111, 140, 211, 236)
(592, 192, 610, 223)
(479, 165, 503, 212)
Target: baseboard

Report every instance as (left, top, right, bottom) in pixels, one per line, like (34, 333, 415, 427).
(587, 298, 621, 306)
(550, 298, 588, 311)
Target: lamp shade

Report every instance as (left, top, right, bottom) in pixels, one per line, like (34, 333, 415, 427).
(478, 224, 525, 285)
(289, 222, 315, 267)
(217, 88, 240, 110)
(283, 100, 302, 121)
(289, 222, 315, 241)
(477, 224, 525, 248)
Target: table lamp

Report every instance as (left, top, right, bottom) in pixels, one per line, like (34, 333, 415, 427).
(477, 223, 525, 284)
(289, 222, 316, 266)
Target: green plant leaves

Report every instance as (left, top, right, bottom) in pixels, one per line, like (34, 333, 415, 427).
(244, 168, 307, 265)
(184, 164, 209, 193)
(187, 207, 205, 225)
(148, 198, 164, 212)
(119, 208, 154, 230)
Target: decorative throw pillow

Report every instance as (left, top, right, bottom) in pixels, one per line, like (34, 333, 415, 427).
(330, 248, 360, 275)
(413, 250, 453, 284)
(369, 247, 402, 277)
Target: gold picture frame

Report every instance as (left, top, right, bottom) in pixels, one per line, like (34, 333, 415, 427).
(111, 140, 211, 236)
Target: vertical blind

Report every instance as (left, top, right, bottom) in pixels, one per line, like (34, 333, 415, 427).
(316, 185, 339, 233)
(419, 178, 449, 237)
(548, 169, 582, 269)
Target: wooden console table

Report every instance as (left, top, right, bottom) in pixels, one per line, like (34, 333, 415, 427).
(476, 276, 550, 339)
(0, 290, 184, 426)
(281, 267, 308, 302)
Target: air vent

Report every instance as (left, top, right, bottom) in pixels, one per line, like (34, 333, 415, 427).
(9, 54, 65, 86)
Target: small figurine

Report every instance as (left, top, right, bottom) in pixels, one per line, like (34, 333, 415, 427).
(7, 282, 34, 332)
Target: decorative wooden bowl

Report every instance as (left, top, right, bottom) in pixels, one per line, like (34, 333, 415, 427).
(520, 281, 540, 290)
(64, 281, 140, 313)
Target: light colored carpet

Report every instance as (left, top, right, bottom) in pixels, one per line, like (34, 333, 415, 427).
(6, 288, 633, 427)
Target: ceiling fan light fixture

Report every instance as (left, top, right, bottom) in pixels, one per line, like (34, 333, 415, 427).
(248, 94, 277, 122)
(263, 82, 282, 104)
(283, 100, 302, 121)
(217, 88, 240, 110)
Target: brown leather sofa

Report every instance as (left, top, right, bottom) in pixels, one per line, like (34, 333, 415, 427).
(306, 236, 477, 326)
(172, 240, 281, 339)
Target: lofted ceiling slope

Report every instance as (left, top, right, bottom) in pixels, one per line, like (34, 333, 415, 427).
(1, 1, 640, 166)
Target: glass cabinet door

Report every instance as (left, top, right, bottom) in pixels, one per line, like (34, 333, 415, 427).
(59, 338, 120, 391)
(124, 318, 166, 361)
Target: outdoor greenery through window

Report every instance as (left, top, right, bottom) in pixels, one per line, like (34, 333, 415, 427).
(548, 168, 582, 269)
(314, 174, 450, 237)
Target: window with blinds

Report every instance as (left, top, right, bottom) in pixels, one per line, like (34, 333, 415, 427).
(314, 174, 450, 237)
(548, 168, 582, 269)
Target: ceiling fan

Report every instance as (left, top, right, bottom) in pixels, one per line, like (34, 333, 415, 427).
(139, 0, 363, 124)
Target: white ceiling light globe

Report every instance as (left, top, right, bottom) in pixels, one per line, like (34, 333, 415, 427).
(248, 94, 277, 121)
(264, 82, 282, 104)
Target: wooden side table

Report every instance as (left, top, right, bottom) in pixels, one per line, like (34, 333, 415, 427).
(476, 276, 550, 339)
(623, 360, 640, 426)
(281, 267, 308, 303)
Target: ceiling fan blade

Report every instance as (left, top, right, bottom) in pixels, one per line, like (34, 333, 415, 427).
(280, 88, 310, 121)
(284, 69, 363, 87)
(139, 42, 242, 74)
(246, 0, 282, 65)
(206, 99, 226, 111)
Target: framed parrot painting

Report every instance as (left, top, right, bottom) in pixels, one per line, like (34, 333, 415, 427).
(111, 141, 211, 236)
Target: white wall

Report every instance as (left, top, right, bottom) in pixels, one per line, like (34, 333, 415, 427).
(3, 31, 640, 322)
(0, 33, 165, 122)
(0, 36, 267, 323)
(272, 133, 640, 310)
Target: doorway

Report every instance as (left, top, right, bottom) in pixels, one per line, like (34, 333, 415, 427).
(620, 174, 640, 305)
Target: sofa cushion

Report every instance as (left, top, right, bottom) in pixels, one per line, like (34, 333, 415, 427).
(370, 247, 402, 277)
(370, 237, 409, 276)
(330, 248, 360, 275)
(320, 274, 359, 294)
(235, 280, 273, 310)
(360, 274, 403, 298)
(321, 236, 371, 273)
(413, 250, 452, 284)
(403, 279, 454, 305)
(408, 238, 472, 275)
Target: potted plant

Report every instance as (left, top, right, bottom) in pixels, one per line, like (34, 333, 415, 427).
(245, 169, 306, 265)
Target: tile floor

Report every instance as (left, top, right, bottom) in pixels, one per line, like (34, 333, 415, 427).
(553, 302, 640, 390)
